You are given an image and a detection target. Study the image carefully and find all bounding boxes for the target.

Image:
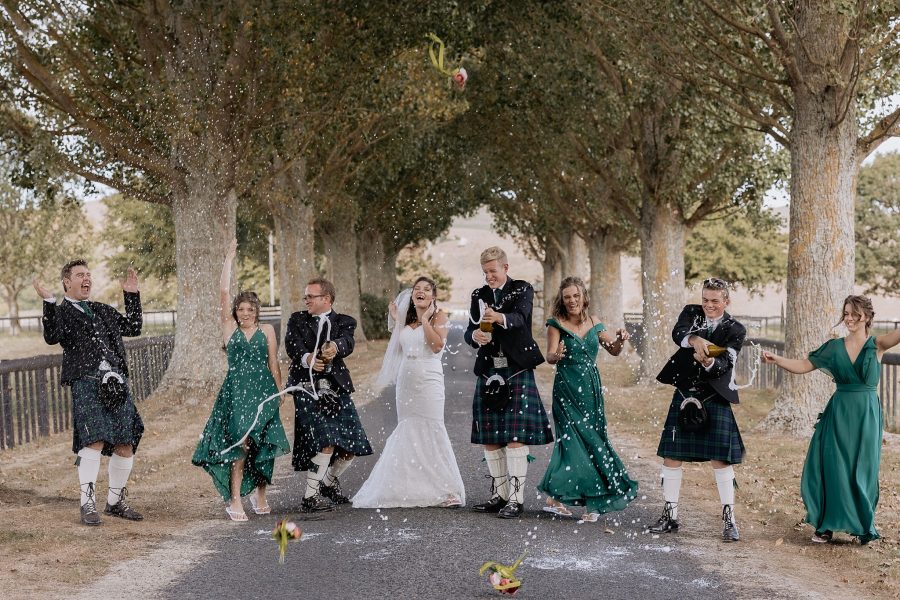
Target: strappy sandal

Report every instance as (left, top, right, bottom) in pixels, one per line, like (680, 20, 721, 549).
(541, 503, 574, 517)
(225, 506, 248, 522)
(581, 512, 601, 523)
(249, 494, 271, 515)
(439, 496, 463, 508)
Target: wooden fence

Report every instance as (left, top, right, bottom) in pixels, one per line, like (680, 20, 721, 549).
(0, 335, 174, 450)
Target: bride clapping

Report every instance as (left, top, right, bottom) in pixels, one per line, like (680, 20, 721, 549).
(352, 276, 466, 508)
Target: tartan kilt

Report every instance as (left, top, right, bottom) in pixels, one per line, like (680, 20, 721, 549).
(471, 368, 553, 446)
(656, 389, 744, 464)
(70, 374, 144, 456)
(292, 390, 373, 471)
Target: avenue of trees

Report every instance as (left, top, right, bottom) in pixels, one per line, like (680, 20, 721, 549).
(1, 1, 898, 434)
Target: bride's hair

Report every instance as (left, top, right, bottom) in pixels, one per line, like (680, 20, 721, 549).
(405, 276, 438, 326)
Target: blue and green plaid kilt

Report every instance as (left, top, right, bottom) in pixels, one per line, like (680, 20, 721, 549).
(656, 389, 744, 464)
(70, 374, 144, 456)
(471, 368, 553, 446)
(292, 390, 373, 471)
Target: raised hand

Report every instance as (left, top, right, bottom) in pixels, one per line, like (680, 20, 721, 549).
(556, 340, 567, 360)
(422, 300, 437, 322)
(615, 328, 630, 342)
(33, 277, 53, 300)
(388, 301, 398, 322)
(761, 350, 778, 364)
(122, 267, 139, 293)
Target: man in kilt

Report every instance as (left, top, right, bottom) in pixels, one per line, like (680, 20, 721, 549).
(651, 277, 747, 542)
(285, 277, 372, 513)
(465, 246, 553, 519)
(34, 260, 144, 526)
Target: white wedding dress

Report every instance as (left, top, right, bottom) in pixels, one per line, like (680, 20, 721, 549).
(352, 325, 466, 508)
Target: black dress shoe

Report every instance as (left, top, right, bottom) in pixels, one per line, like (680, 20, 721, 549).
(80, 500, 102, 526)
(472, 495, 507, 513)
(300, 493, 335, 513)
(647, 502, 679, 534)
(497, 500, 524, 519)
(722, 505, 740, 542)
(320, 480, 350, 505)
(104, 487, 144, 521)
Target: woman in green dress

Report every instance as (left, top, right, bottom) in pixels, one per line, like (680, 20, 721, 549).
(763, 295, 900, 544)
(192, 240, 290, 521)
(538, 276, 638, 522)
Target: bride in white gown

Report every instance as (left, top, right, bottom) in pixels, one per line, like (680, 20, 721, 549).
(352, 277, 466, 508)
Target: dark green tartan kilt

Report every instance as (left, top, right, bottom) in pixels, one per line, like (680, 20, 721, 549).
(292, 390, 373, 471)
(471, 368, 553, 446)
(656, 389, 744, 464)
(70, 374, 144, 456)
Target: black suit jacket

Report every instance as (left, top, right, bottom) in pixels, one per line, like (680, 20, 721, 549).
(463, 278, 544, 377)
(42, 292, 143, 385)
(656, 305, 746, 404)
(284, 310, 356, 393)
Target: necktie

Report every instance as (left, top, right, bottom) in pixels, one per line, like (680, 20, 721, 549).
(78, 301, 94, 319)
(706, 320, 716, 337)
(493, 288, 502, 306)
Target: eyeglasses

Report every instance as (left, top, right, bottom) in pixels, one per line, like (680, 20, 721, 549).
(702, 278, 727, 289)
(303, 294, 326, 301)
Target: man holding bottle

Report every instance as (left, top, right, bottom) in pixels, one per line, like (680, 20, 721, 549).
(285, 278, 372, 513)
(464, 247, 553, 519)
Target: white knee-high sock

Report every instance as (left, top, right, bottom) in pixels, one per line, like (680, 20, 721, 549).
(77, 447, 102, 506)
(107, 454, 134, 505)
(304, 452, 333, 499)
(714, 466, 736, 512)
(505, 445, 530, 504)
(322, 457, 353, 488)
(484, 448, 509, 500)
(661, 466, 683, 519)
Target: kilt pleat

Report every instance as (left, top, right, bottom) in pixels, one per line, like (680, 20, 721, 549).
(71, 375, 144, 456)
(656, 389, 744, 464)
(471, 368, 553, 446)
(292, 391, 373, 471)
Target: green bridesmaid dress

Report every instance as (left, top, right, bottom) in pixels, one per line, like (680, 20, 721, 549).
(192, 328, 290, 501)
(537, 318, 638, 514)
(802, 336, 882, 542)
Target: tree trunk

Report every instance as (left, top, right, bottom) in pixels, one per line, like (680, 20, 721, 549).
(587, 232, 623, 328)
(1, 285, 21, 336)
(358, 228, 398, 299)
(638, 199, 686, 383)
(157, 185, 236, 403)
(271, 160, 316, 353)
(319, 215, 368, 350)
(562, 233, 588, 280)
(539, 243, 563, 324)
(760, 43, 858, 434)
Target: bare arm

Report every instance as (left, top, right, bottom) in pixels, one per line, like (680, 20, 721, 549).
(220, 239, 237, 329)
(262, 324, 283, 390)
(599, 325, 629, 356)
(876, 328, 900, 356)
(762, 351, 816, 374)
(422, 305, 449, 353)
(545, 325, 566, 364)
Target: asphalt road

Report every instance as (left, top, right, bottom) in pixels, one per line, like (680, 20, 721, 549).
(160, 324, 784, 600)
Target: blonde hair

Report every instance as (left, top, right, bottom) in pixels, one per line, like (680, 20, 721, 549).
(480, 246, 508, 265)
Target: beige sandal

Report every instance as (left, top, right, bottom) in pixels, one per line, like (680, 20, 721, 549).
(225, 506, 248, 522)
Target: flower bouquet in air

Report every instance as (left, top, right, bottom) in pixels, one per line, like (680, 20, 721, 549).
(479, 552, 526, 595)
(272, 520, 302, 564)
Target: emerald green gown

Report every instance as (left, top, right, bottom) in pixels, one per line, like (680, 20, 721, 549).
(192, 328, 290, 501)
(802, 336, 882, 542)
(537, 318, 638, 514)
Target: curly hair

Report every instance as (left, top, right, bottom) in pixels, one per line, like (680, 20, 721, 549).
(837, 294, 874, 331)
(552, 276, 590, 323)
(231, 291, 261, 325)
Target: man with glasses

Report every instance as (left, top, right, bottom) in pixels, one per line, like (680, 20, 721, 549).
(285, 278, 372, 513)
(34, 260, 145, 526)
(650, 277, 747, 542)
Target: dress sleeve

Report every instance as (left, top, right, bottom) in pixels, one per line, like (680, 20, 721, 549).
(596, 322, 606, 334)
(807, 339, 834, 377)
